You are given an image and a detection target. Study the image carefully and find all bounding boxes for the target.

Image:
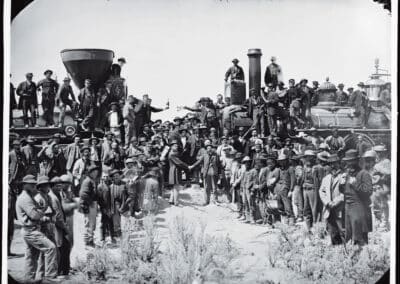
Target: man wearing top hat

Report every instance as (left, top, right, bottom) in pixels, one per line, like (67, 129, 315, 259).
(336, 83, 348, 106)
(78, 79, 97, 131)
(37, 69, 60, 127)
(225, 58, 245, 82)
(264, 56, 282, 88)
(319, 154, 345, 245)
(16, 175, 58, 281)
(79, 164, 100, 247)
(56, 77, 78, 127)
(16, 72, 38, 127)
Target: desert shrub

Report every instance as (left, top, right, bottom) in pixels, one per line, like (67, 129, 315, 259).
(160, 214, 239, 284)
(75, 244, 120, 282)
(271, 222, 390, 284)
(120, 215, 162, 283)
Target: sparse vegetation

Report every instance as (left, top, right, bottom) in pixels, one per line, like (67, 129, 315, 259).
(266, 222, 390, 284)
(75, 214, 240, 283)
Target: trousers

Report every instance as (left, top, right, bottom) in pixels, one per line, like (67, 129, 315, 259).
(21, 227, 58, 281)
(169, 185, 181, 205)
(243, 189, 256, 222)
(58, 237, 71, 275)
(252, 109, 266, 136)
(303, 188, 318, 228)
(100, 213, 115, 240)
(275, 185, 294, 218)
(21, 99, 36, 126)
(42, 97, 55, 126)
(292, 185, 303, 218)
(83, 202, 97, 244)
(203, 173, 218, 205)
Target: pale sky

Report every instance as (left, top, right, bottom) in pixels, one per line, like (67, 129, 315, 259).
(10, 0, 392, 121)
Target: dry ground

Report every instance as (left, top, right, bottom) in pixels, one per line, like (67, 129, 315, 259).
(7, 186, 333, 283)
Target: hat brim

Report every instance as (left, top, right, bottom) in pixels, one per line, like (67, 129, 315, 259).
(342, 157, 359, 161)
(22, 180, 37, 184)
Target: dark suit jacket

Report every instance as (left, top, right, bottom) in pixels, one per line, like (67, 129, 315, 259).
(168, 150, 189, 185)
(16, 81, 38, 108)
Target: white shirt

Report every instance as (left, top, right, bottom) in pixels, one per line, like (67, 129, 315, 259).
(109, 112, 119, 127)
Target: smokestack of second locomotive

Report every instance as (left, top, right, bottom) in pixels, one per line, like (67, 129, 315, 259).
(247, 49, 262, 94)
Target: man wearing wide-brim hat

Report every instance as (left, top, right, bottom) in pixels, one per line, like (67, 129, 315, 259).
(348, 81, 368, 128)
(274, 153, 295, 224)
(21, 135, 39, 176)
(340, 149, 369, 245)
(16, 174, 58, 280)
(79, 164, 100, 247)
(38, 69, 59, 127)
(302, 150, 319, 229)
(240, 155, 255, 223)
(224, 58, 244, 82)
(319, 153, 345, 245)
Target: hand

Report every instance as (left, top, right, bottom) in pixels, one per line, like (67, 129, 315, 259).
(188, 165, 193, 170)
(288, 191, 293, 198)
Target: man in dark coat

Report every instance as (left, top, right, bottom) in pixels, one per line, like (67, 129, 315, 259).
(16, 73, 38, 127)
(134, 94, 167, 136)
(79, 165, 100, 247)
(78, 79, 97, 131)
(168, 140, 190, 205)
(261, 83, 280, 136)
(56, 77, 78, 126)
(264, 56, 282, 88)
(192, 140, 221, 205)
(96, 80, 114, 129)
(21, 136, 39, 176)
(224, 58, 245, 82)
(37, 70, 59, 126)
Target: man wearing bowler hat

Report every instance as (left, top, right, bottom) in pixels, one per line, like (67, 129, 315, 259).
(319, 154, 345, 245)
(16, 72, 39, 127)
(16, 175, 58, 281)
(38, 69, 60, 127)
(225, 58, 245, 82)
(79, 164, 100, 247)
(57, 77, 78, 126)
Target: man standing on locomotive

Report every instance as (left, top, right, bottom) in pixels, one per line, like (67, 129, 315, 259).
(224, 58, 245, 82)
(37, 70, 59, 127)
(56, 77, 78, 127)
(78, 79, 97, 131)
(264, 56, 283, 88)
(16, 73, 38, 127)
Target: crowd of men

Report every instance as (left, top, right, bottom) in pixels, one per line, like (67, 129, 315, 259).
(8, 56, 392, 283)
